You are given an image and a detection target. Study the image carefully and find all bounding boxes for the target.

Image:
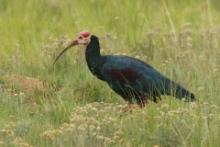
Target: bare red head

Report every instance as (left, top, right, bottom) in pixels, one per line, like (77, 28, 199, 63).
(80, 31, 90, 38)
(53, 31, 92, 65)
(77, 31, 91, 45)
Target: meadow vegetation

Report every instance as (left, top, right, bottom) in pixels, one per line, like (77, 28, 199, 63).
(0, 0, 220, 146)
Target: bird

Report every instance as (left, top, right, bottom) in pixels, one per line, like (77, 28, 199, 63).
(54, 31, 195, 107)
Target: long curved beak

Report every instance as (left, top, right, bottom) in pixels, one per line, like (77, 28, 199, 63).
(53, 40, 78, 65)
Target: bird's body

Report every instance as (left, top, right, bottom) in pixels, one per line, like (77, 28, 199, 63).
(54, 32, 195, 107)
(85, 35, 195, 106)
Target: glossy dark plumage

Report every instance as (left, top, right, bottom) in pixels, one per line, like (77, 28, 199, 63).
(85, 35, 195, 106)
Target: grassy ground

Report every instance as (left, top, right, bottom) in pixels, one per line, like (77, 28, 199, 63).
(0, 0, 220, 146)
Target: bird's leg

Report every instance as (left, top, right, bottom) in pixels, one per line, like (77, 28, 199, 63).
(137, 96, 148, 108)
(153, 96, 157, 103)
(138, 102, 145, 108)
(122, 103, 138, 113)
(153, 96, 162, 103)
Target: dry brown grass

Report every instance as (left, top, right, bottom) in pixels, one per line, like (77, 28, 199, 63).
(1, 74, 51, 105)
(2, 74, 46, 92)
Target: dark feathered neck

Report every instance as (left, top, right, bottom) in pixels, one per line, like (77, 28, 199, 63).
(85, 35, 105, 79)
(85, 35, 101, 58)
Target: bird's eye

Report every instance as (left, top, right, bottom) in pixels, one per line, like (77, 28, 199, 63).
(79, 36, 83, 39)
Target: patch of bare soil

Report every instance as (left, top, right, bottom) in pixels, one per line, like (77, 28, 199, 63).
(3, 74, 45, 92)
(1, 74, 51, 105)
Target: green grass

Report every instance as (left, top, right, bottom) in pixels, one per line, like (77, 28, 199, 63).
(0, 0, 220, 146)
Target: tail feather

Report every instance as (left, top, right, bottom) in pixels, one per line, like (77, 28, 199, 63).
(165, 80, 195, 101)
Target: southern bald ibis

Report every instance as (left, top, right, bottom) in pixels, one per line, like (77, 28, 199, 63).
(54, 31, 195, 107)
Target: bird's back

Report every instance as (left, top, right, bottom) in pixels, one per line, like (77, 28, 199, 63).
(101, 55, 168, 84)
